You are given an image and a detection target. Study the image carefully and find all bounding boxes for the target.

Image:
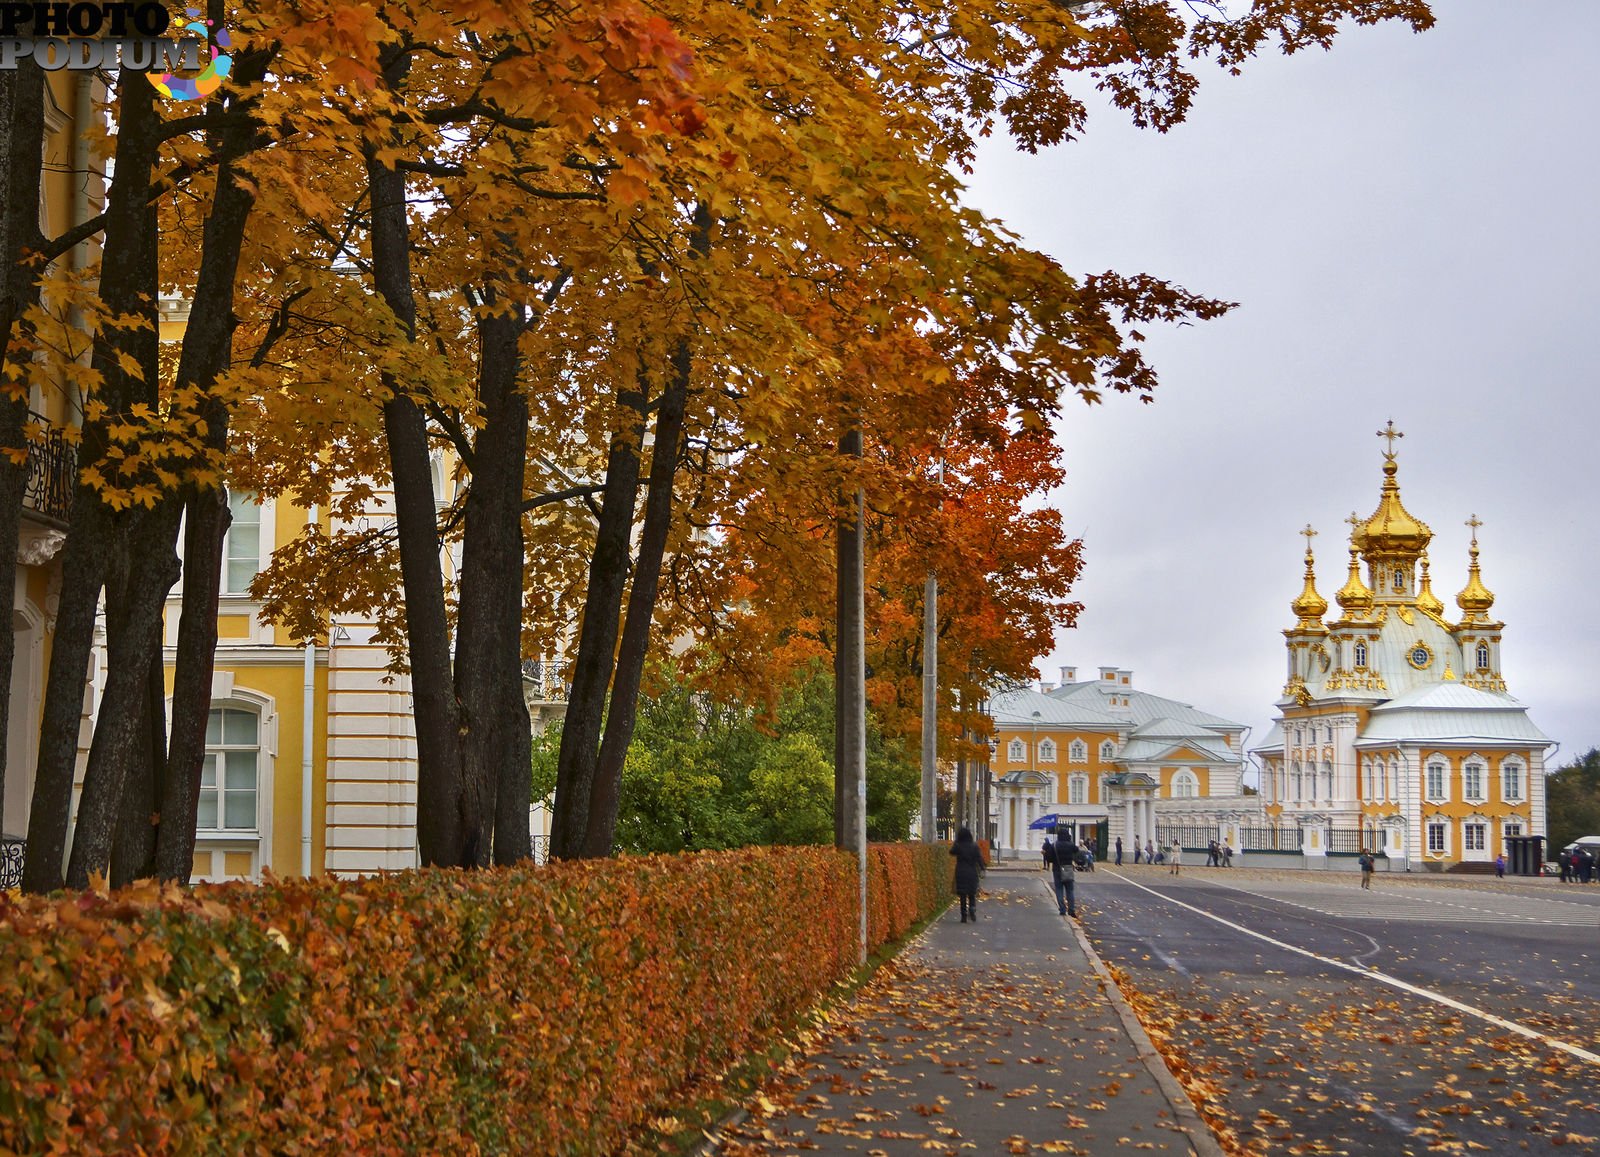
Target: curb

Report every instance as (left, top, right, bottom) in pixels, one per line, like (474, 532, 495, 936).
(1044, 876, 1228, 1157)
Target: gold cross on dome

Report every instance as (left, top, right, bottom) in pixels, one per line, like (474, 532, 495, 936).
(1301, 523, 1318, 549)
(1345, 511, 1363, 531)
(1465, 513, 1483, 544)
(1376, 419, 1404, 459)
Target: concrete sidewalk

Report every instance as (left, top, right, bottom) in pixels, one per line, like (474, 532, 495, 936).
(706, 868, 1222, 1156)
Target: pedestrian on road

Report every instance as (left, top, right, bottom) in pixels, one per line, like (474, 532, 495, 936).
(1050, 831, 1078, 919)
(1115, 836, 1124, 866)
(1145, 840, 1156, 865)
(951, 826, 984, 923)
(1041, 835, 1055, 876)
(1559, 851, 1571, 883)
(1222, 844, 1234, 868)
(1494, 853, 1505, 879)
(1358, 849, 1374, 889)
(1206, 840, 1218, 867)
(1168, 842, 1182, 876)
(1133, 841, 1142, 864)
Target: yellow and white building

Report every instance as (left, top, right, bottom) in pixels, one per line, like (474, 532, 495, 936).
(1253, 432, 1552, 869)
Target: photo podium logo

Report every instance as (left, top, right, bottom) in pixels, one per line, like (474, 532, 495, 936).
(0, 4, 233, 101)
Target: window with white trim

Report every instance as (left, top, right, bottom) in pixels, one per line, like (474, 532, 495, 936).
(1426, 760, 1447, 802)
(1068, 775, 1087, 805)
(1038, 739, 1057, 763)
(1427, 822, 1446, 853)
(1463, 760, 1485, 802)
(1503, 820, 1523, 839)
(200, 707, 259, 831)
(1363, 760, 1374, 800)
(1008, 739, 1025, 763)
(223, 490, 264, 595)
(1069, 739, 1087, 763)
(1323, 762, 1334, 800)
(1500, 759, 1523, 801)
(1171, 771, 1198, 798)
(1099, 740, 1116, 762)
(1463, 822, 1487, 852)
(1476, 643, 1490, 670)
(1354, 642, 1368, 668)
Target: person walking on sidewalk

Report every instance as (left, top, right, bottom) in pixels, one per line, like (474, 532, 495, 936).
(1358, 849, 1374, 889)
(1168, 841, 1182, 876)
(951, 826, 985, 922)
(1050, 831, 1079, 918)
(1115, 836, 1124, 866)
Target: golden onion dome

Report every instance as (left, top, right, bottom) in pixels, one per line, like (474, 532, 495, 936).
(1360, 457, 1432, 559)
(1416, 556, 1445, 617)
(1290, 528, 1328, 625)
(1335, 543, 1373, 615)
(1456, 517, 1496, 619)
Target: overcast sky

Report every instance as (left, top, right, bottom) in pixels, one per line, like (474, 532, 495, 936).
(963, 0, 1599, 779)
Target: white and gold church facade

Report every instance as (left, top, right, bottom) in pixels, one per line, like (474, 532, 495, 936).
(1253, 426, 1552, 869)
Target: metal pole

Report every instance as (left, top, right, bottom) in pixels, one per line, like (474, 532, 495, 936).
(920, 570, 936, 842)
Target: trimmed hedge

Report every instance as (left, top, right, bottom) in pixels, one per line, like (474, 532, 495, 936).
(0, 842, 949, 1155)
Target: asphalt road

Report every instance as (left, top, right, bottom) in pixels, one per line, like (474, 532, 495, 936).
(1077, 866, 1600, 1156)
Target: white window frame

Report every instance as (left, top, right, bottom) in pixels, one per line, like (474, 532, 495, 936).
(1463, 758, 1486, 803)
(1038, 738, 1057, 763)
(1426, 821, 1447, 854)
(1354, 642, 1368, 668)
(221, 490, 271, 597)
(1171, 770, 1198, 799)
(1068, 739, 1087, 763)
(1425, 757, 1448, 803)
(1463, 822, 1487, 853)
(1008, 738, 1025, 763)
(1500, 759, 1523, 802)
(1476, 642, 1490, 670)
(1099, 740, 1116, 762)
(1068, 774, 1088, 806)
(186, 689, 277, 879)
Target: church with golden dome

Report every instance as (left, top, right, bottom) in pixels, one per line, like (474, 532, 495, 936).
(1253, 423, 1553, 870)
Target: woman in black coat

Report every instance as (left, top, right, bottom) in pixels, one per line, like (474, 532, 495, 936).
(950, 826, 985, 922)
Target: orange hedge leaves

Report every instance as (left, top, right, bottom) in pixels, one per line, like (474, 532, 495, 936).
(0, 842, 948, 1155)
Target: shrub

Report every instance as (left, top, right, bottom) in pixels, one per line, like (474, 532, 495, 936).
(0, 843, 947, 1155)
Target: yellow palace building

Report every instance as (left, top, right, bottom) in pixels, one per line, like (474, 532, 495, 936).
(1252, 426, 1553, 871)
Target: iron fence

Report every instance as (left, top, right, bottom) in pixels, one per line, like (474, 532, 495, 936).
(1155, 825, 1217, 851)
(1237, 826, 1304, 852)
(1326, 829, 1376, 855)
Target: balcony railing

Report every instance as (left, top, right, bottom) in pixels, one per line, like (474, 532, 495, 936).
(23, 414, 75, 523)
(1, 836, 23, 891)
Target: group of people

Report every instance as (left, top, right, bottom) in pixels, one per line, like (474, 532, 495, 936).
(1113, 837, 1161, 865)
(1557, 845, 1598, 883)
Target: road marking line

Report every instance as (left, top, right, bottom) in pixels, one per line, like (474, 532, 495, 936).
(1106, 871, 1600, 1066)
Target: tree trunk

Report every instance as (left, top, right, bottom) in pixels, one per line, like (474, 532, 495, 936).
(110, 648, 166, 887)
(22, 70, 162, 893)
(156, 458, 230, 882)
(364, 45, 464, 866)
(583, 340, 691, 857)
(0, 61, 47, 839)
(456, 305, 529, 867)
(549, 383, 645, 860)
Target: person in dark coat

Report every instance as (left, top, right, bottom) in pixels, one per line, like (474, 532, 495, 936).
(1050, 831, 1078, 919)
(951, 826, 985, 922)
(1115, 836, 1124, 866)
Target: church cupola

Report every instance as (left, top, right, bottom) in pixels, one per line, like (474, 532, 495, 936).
(1456, 514, 1497, 623)
(1290, 524, 1328, 627)
(1334, 516, 1374, 619)
(1416, 556, 1446, 619)
(1358, 422, 1431, 600)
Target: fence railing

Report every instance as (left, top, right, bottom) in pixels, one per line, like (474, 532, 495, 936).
(1326, 829, 1378, 855)
(23, 415, 75, 524)
(1237, 826, 1305, 852)
(1155, 825, 1220, 851)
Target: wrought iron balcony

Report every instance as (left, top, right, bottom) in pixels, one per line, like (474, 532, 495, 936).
(0, 836, 23, 891)
(23, 414, 75, 524)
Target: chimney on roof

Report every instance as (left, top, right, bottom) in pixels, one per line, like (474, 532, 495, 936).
(1060, 666, 1076, 684)
(1120, 669, 1133, 686)
(1039, 681, 1056, 693)
(1099, 666, 1118, 682)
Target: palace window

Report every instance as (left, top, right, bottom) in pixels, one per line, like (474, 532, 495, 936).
(1501, 760, 1523, 801)
(200, 707, 259, 832)
(1463, 761, 1485, 802)
(1008, 739, 1025, 763)
(1069, 739, 1087, 763)
(1477, 643, 1491, 670)
(1363, 760, 1375, 800)
(1427, 822, 1446, 853)
(1068, 775, 1088, 805)
(1354, 642, 1368, 668)
(1503, 821, 1523, 839)
(1099, 740, 1116, 761)
(1463, 823, 1487, 853)
(1038, 739, 1057, 763)
(1426, 760, 1446, 802)
(1171, 771, 1198, 798)
(223, 491, 264, 596)
(1290, 763, 1302, 802)
(1393, 569, 1404, 592)
(1323, 762, 1335, 801)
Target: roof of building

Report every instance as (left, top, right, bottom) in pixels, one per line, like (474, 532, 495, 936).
(1355, 682, 1552, 745)
(987, 686, 1124, 729)
(1050, 678, 1245, 733)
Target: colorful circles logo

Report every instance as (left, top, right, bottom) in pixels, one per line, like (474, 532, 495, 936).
(148, 8, 232, 101)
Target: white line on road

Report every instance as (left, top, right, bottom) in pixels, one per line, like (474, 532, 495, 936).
(1106, 871, 1600, 1066)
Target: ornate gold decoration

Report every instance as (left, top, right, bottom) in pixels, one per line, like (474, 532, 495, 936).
(1456, 514, 1497, 622)
(1415, 556, 1447, 620)
(1335, 515, 1374, 617)
(1290, 524, 1328, 626)
(1443, 661, 1456, 682)
(1397, 604, 1414, 625)
(1359, 435, 1432, 562)
(1406, 641, 1433, 670)
(1309, 643, 1331, 672)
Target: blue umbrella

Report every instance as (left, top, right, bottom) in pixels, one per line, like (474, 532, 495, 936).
(1027, 813, 1064, 831)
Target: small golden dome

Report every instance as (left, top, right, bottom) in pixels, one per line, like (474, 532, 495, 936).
(1360, 457, 1432, 559)
(1335, 544, 1373, 615)
(1291, 527, 1328, 625)
(1416, 557, 1445, 617)
(1456, 517, 1496, 619)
